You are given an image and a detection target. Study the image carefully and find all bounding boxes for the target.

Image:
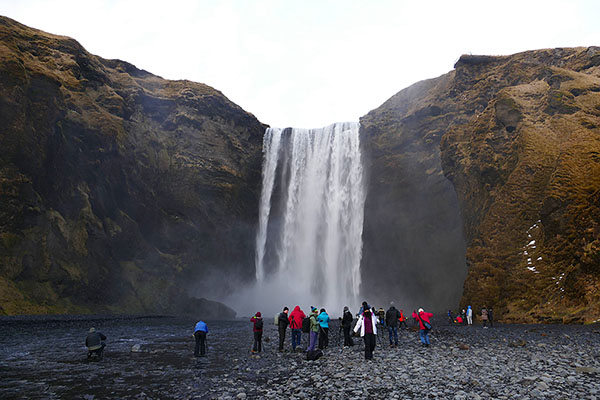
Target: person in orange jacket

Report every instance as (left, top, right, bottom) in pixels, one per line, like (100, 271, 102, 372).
(398, 309, 408, 329)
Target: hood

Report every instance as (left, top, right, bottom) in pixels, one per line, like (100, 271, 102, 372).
(293, 306, 301, 313)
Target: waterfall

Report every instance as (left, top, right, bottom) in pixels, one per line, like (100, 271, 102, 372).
(255, 122, 365, 313)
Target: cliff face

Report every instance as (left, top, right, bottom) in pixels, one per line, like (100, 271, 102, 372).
(361, 47, 600, 323)
(0, 17, 265, 316)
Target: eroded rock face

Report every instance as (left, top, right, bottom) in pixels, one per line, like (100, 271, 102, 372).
(361, 48, 600, 323)
(0, 17, 265, 315)
(360, 76, 468, 311)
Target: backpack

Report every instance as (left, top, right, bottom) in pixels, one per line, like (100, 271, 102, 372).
(422, 319, 432, 331)
(301, 317, 311, 333)
(306, 349, 323, 361)
(255, 318, 263, 330)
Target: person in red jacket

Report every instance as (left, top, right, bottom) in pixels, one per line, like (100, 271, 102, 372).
(417, 308, 433, 347)
(250, 312, 263, 353)
(288, 306, 306, 352)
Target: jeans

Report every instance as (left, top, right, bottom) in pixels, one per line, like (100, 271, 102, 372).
(253, 331, 262, 352)
(419, 329, 430, 345)
(278, 327, 286, 351)
(318, 327, 329, 349)
(343, 326, 354, 346)
(291, 329, 302, 350)
(194, 331, 206, 356)
(363, 333, 376, 359)
(307, 331, 318, 351)
(388, 326, 398, 345)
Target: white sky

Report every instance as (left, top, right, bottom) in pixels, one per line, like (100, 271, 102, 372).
(1, 0, 599, 128)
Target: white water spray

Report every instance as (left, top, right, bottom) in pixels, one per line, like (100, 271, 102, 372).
(253, 122, 366, 315)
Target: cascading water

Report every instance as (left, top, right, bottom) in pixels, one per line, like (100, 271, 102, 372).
(254, 122, 366, 315)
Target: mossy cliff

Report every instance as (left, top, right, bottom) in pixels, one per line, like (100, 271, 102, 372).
(361, 47, 600, 323)
(0, 17, 264, 316)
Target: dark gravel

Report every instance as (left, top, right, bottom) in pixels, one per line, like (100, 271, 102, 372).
(1, 316, 599, 399)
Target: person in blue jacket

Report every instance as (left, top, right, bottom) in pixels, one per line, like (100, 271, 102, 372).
(193, 320, 208, 356)
(317, 308, 331, 349)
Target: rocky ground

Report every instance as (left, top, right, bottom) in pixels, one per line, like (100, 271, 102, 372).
(1, 316, 599, 399)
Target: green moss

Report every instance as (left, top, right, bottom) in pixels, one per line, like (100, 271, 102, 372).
(544, 90, 580, 115)
(0, 232, 20, 251)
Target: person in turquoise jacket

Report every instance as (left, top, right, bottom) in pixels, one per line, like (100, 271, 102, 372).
(317, 308, 331, 349)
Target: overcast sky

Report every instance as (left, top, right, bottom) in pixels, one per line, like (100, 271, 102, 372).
(2, 0, 599, 128)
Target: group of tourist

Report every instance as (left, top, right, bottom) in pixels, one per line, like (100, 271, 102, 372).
(447, 306, 494, 327)
(85, 302, 494, 360)
(244, 301, 434, 360)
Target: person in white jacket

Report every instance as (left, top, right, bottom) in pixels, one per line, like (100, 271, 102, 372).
(466, 305, 473, 325)
(354, 301, 378, 359)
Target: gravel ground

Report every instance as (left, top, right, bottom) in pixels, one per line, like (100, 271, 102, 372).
(1, 316, 599, 399)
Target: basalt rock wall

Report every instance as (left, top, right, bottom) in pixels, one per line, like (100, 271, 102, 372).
(0, 17, 265, 316)
(361, 47, 600, 323)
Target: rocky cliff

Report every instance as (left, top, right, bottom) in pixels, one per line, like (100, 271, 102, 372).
(361, 47, 600, 323)
(0, 17, 265, 316)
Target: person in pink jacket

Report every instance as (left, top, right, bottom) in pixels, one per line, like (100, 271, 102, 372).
(417, 308, 433, 347)
(250, 312, 263, 353)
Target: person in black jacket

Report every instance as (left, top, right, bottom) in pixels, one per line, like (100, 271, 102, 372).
(341, 306, 354, 347)
(385, 302, 401, 347)
(85, 327, 107, 359)
(278, 307, 290, 351)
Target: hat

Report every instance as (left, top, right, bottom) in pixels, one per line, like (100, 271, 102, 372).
(418, 308, 424, 313)
(89, 327, 96, 333)
(256, 312, 261, 317)
(343, 306, 349, 312)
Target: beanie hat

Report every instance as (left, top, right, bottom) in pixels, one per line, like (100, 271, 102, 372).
(256, 312, 261, 317)
(343, 306, 349, 312)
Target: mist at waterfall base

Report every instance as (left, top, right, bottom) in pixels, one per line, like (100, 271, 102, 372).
(225, 122, 366, 318)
